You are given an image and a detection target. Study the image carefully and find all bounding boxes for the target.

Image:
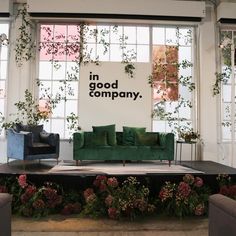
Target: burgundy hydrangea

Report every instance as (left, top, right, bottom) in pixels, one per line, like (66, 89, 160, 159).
(228, 185, 236, 198)
(108, 207, 119, 219)
(32, 199, 46, 210)
(83, 188, 94, 199)
(43, 187, 62, 208)
(20, 185, 37, 204)
(61, 202, 81, 215)
(194, 203, 205, 216)
(18, 174, 28, 189)
(84, 187, 97, 203)
(178, 182, 191, 198)
(107, 177, 119, 188)
(134, 199, 148, 212)
(93, 175, 108, 188)
(105, 194, 114, 206)
(159, 184, 174, 202)
(25, 185, 37, 196)
(183, 174, 195, 185)
(219, 185, 229, 196)
(194, 177, 204, 188)
(99, 183, 107, 192)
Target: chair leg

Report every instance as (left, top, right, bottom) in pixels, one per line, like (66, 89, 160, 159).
(123, 160, 125, 166)
(169, 160, 171, 167)
(76, 160, 79, 166)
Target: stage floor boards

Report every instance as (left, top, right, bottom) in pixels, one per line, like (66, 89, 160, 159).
(1, 160, 236, 192)
(0, 160, 236, 176)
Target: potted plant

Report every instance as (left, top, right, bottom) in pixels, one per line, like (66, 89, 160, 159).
(179, 129, 200, 143)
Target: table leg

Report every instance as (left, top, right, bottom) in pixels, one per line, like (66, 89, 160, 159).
(175, 142, 178, 164)
(180, 143, 182, 163)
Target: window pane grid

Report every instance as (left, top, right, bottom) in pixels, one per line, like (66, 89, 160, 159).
(0, 23, 9, 137)
(152, 26, 195, 134)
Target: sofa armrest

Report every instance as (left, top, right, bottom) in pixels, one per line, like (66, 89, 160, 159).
(209, 194, 236, 236)
(159, 132, 174, 148)
(7, 128, 33, 145)
(6, 128, 32, 159)
(39, 131, 59, 146)
(73, 132, 84, 148)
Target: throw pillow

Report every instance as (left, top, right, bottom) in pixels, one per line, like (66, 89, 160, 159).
(122, 126, 146, 145)
(92, 124, 116, 146)
(135, 132, 158, 146)
(84, 132, 108, 147)
(15, 123, 43, 142)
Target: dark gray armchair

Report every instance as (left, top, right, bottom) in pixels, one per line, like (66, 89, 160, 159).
(6, 124, 60, 164)
(209, 194, 236, 236)
(0, 193, 12, 236)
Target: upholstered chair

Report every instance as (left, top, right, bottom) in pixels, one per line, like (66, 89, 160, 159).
(0, 193, 12, 236)
(6, 124, 60, 165)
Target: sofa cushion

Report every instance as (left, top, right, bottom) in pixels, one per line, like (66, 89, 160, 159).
(122, 126, 146, 145)
(135, 132, 158, 146)
(84, 132, 108, 147)
(93, 124, 116, 146)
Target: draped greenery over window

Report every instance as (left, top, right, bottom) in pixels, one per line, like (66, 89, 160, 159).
(37, 23, 197, 139)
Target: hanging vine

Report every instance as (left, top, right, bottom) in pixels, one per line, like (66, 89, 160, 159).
(213, 31, 232, 96)
(15, 4, 36, 66)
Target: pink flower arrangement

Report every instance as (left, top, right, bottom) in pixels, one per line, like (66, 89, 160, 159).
(158, 174, 209, 217)
(18, 174, 28, 189)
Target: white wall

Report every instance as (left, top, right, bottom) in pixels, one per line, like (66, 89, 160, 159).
(199, 4, 218, 162)
(79, 62, 152, 132)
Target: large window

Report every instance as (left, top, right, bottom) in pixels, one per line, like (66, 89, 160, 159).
(38, 24, 80, 139)
(220, 29, 236, 142)
(0, 23, 9, 137)
(37, 23, 196, 139)
(152, 26, 196, 135)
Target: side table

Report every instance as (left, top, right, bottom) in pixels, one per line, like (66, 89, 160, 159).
(175, 140, 197, 163)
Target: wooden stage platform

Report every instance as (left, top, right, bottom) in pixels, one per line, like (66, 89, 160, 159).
(0, 160, 236, 193)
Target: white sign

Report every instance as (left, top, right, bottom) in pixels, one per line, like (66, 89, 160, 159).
(79, 62, 152, 131)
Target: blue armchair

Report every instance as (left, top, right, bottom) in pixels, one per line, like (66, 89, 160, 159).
(6, 124, 60, 164)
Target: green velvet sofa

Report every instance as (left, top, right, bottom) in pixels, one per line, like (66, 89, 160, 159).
(73, 126, 174, 166)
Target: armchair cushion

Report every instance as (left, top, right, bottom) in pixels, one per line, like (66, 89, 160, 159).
(29, 142, 55, 155)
